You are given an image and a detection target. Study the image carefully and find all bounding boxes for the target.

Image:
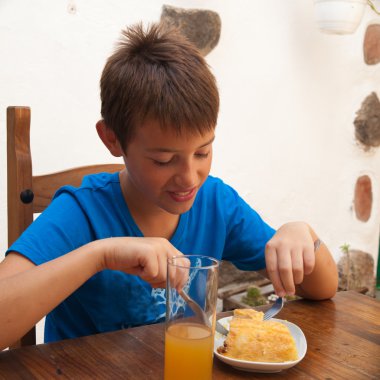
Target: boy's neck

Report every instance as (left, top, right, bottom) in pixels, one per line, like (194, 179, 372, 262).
(119, 170, 180, 239)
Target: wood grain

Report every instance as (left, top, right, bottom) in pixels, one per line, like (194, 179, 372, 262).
(0, 291, 378, 379)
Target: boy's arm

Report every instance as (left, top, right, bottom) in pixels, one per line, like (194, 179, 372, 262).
(259, 222, 338, 300)
(0, 244, 102, 350)
(259, 242, 338, 301)
(0, 237, 183, 350)
(294, 229, 338, 300)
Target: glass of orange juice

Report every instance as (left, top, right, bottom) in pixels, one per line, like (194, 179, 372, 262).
(164, 255, 219, 380)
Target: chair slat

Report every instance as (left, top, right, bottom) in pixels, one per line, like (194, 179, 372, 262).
(33, 164, 124, 212)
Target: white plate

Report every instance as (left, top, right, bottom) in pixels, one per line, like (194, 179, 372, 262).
(214, 317, 307, 373)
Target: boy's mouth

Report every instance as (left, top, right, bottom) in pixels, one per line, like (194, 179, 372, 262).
(168, 188, 196, 202)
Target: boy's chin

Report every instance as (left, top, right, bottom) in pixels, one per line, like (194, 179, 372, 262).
(164, 201, 194, 215)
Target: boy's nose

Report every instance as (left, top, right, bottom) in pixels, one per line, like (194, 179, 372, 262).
(174, 162, 197, 188)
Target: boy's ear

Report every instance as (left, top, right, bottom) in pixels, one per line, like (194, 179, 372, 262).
(96, 120, 124, 157)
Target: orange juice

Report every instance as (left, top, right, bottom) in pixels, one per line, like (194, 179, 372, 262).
(164, 322, 213, 380)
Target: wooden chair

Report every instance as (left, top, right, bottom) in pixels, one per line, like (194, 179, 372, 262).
(7, 106, 124, 348)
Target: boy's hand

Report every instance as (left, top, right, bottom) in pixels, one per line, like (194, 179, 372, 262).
(264, 222, 315, 297)
(99, 237, 188, 289)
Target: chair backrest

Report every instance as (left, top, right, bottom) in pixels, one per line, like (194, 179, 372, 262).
(7, 106, 124, 348)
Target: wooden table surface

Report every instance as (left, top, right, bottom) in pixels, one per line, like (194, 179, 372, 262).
(0, 291, 379, 379)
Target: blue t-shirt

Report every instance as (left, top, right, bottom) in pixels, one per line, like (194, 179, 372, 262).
(7, 173, 275, 342)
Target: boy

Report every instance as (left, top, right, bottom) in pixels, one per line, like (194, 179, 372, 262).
(0, 23, 338, 350)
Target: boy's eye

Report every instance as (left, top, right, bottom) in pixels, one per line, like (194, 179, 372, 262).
(195, 152, 210, 159)
(153, 159, 172, 166)
(151, 151, 210, 166)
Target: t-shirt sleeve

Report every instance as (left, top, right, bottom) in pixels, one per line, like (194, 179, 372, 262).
(6, 192, 94, 265)
(220, 183, 276, 271)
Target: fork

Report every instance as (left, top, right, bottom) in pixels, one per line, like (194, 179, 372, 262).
(263, 296, 284, 320)
(216, 297, 284, 335)
(179, 289, 211, 327)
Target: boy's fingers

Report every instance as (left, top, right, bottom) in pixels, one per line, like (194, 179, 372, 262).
(166, 252, 187, 290)
(277, 249, 295, 295)
(291, 248, 304, 285)
(151, 281, 167, 289)
(156, 250, 170, 283)
(143, 241, 183, 285)
(171, 257, 190, 291)
(265, 245, 286, 297)
(140, 248, 166, 283)
(140, 257, 160, 282)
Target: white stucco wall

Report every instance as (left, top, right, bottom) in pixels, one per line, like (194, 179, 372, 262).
(1, 0, 379, 271)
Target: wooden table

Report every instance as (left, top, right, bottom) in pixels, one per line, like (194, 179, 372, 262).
(0, 291, 379, 379)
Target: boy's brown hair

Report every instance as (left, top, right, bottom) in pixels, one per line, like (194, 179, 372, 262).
(100, 22, 219, 151)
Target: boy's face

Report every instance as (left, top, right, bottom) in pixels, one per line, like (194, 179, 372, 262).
(122, 119, 214, 216)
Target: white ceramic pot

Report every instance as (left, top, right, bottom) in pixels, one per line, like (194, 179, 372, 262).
(314, 0, 367, 34)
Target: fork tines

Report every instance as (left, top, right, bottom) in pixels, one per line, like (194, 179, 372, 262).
(263, 297, 284, 321)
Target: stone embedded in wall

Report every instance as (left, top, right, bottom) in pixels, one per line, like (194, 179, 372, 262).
(354, 175, 372, 222)
(337, 250, 375, 296)
(364, 24, 380, 65)
(160, 5, 221, 56)
(354, 92, 380, 149)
